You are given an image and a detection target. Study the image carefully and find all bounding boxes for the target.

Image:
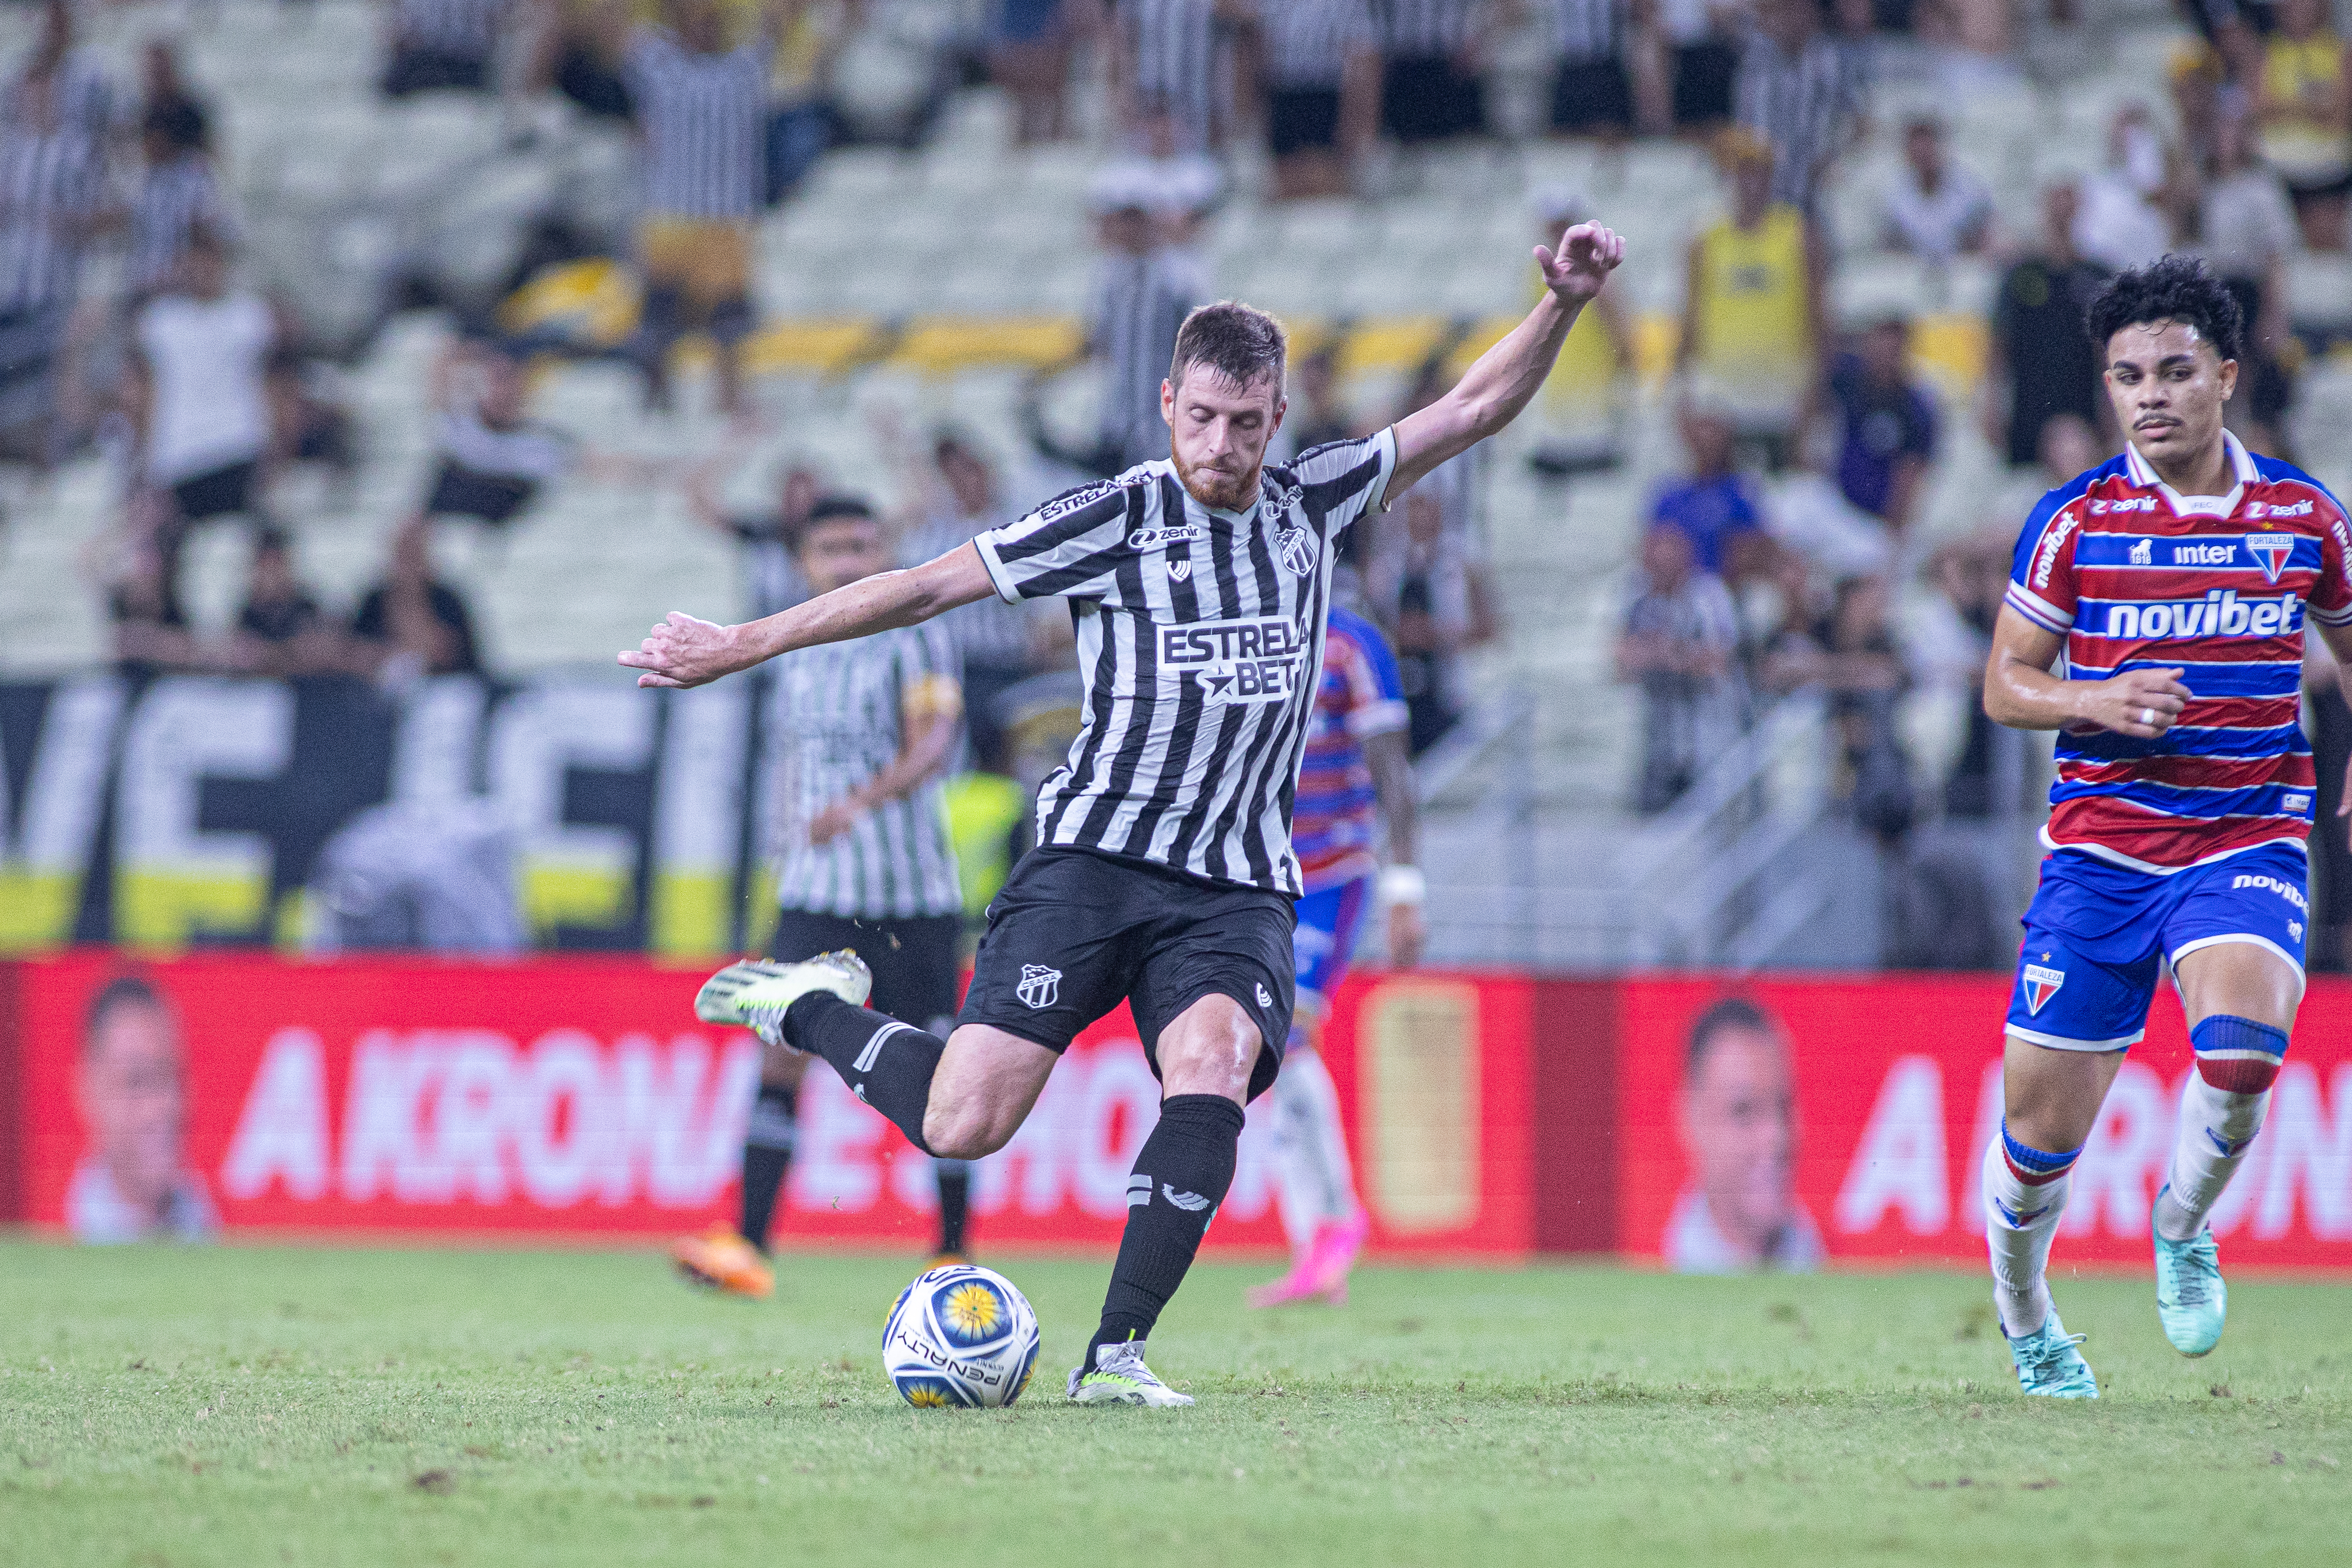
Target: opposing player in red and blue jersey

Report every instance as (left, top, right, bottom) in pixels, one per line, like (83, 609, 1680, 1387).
(1982, 255, 2352, 1397)
(1248, 603, 1425, 1307)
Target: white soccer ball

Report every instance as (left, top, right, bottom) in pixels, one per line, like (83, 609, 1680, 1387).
(882, 1263, 1042, 1409)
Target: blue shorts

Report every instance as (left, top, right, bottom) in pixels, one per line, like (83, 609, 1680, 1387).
(1294, 875, 1372, 1016)
(2006, 843, 2309, 1051)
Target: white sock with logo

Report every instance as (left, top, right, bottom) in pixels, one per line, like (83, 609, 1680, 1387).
(1982, 1136, 2071, 1338)
(2154, 1073, 2270, 1242)
(1271, 1047, 1359, 1258)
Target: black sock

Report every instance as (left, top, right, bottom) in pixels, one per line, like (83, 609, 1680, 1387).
(934, 1159, 972, 1255)
(737, 1081, 797, 1251)
(785, 992, 942, 1154)
(1089, 1095, 1246, 1365)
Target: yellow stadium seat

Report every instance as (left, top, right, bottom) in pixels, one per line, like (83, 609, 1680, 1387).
(890, 316, 1084, 375)
(741, 317, 890, 377)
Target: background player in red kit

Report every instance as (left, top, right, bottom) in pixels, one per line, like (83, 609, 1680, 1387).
(1980, 255, 2352, 1397)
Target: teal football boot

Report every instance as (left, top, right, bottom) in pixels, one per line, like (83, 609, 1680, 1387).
(2151, 1186, 2227, 1357)
(2005, 1310, 2099, 1398)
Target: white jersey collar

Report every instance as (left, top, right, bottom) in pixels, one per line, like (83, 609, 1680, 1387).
(2121, 429, 2257, 518)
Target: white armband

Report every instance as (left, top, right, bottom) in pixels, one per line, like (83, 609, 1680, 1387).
(1378, 865, 1426, 907)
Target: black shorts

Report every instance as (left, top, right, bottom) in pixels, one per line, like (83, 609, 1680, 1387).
(1269, 86, 1341, 157)
(1670, 40, 1738, 126)
(1550, 56, 1632, 133)
(171, 459, 258, 523)
(957, 847, 1293, 1102)
(424, 458, 541, 527)
(1382, 55, 1484, 144)
(773, 908, 962, 1034)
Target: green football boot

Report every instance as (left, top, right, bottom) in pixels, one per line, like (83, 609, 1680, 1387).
(693, 951, 873, 1047)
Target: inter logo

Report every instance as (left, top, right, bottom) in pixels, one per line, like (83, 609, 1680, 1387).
(1016, 964, 1062, 1009)
(2247, 532, 2294, 584)
(2022, 963, 2065, 1015)
(1168, 559, 1191, 581)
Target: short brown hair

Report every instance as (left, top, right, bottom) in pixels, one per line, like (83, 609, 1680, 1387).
(1170, 301, 1286, 394)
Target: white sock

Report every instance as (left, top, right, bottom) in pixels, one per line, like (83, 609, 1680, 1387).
(1271, 1047, 1358, 1257)
(1982, 1135, 2070, 1337)
(2154, 1073, 2270, 1242)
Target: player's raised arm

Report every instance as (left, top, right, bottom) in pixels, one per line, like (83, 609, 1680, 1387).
(620, 540, 997, 689)
(1389, 220, 1626, 498)
(1982, 603, 2190, 741)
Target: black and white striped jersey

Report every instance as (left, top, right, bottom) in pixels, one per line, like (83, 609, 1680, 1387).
(1261, 0, 1377, 91)
(624, 29, 768, 220)
(1549, 0, 1623, 62)
(1088, 246, 1199, 471)
(392, 0, 510, 59)
(767, 623, 966, 921)
(1733, 26, 1864, 211)
(972, 430, 1399, 894)
(128, 154, 229, 296)
(0, 122, 101, 313)
(1122, 0, 1220, 144)
(1376, 0, 1479, 57)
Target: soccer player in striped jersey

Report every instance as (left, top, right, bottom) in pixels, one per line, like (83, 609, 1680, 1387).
(628, 221, 1624, 1405)
(1249, 602, 1422, 1307)
(1981, 255, 2352, 1397)
(670, 496, 976, 1299)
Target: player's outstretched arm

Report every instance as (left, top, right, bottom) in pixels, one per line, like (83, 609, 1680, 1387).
(619, 541, 997, 689)
(1389, 220, 1626, 498)
(1982, 603, 2189, 740)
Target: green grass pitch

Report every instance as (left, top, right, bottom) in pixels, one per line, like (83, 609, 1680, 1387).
(2, 1242, 2346, 1567)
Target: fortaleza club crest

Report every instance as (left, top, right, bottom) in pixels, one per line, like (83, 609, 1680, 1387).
(1016, 965, 1061, 1009)
(2022, 963, 2065, 1015)
(1276, 525, 1318, 575)
(2247, 531, 2294, 583)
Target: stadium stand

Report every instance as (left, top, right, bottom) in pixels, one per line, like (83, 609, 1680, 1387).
(0, 0, 2348, 970)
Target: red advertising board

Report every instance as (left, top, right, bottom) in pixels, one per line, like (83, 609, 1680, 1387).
(12, 954, 2345, 1268)
(3, 953, 1539, 1257)
(1615, 975, 2352, 1270)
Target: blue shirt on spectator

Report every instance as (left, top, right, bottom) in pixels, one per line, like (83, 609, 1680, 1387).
(1650, 472, 1765, 576)
(1830, 354, 1938, 521)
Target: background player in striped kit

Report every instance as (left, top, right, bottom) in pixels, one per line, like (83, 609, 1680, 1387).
(1979, 255, 2352, 1397)
(628, 219, 1625, 1405)
(670, 496, 975, 1299)
(1249, 601, 1422, 1308)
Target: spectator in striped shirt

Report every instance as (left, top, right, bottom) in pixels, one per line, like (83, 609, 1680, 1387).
(1377, 0, 1488, 144)
(1548, 0, 1636, 140)
(1084, 171, 1201, 474)
(1734, 0, 1862, 217)
(614, 0, 783, 414)
(5, 0, 120, 147)
(126, 101, 229, 303)
(0, 68, 104, 462)
(381, 0, 515, 98)
(1114, 0, 1237, 153)
(1245, 0, 1380, 200)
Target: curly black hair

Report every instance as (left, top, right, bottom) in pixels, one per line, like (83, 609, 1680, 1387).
(2084, 253, 2243, 364)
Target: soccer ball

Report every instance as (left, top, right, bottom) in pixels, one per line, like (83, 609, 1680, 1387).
(882, 1263, 1041, 1409)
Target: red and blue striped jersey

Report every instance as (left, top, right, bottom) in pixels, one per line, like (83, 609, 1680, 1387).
(2003, 432, 2352, 873)
(1293, 605, 1408, 893)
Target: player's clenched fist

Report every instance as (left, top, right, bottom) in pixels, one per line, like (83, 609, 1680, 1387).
(2072, 665, 2191, 739)
(1535, 220, 1625, 303)
(621, 611, 740, 689)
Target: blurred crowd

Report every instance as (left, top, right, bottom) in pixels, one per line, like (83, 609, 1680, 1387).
(3, 0, 2349, 959)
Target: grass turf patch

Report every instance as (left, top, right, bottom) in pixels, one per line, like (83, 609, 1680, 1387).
(1, 1241, 2345, 1566)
